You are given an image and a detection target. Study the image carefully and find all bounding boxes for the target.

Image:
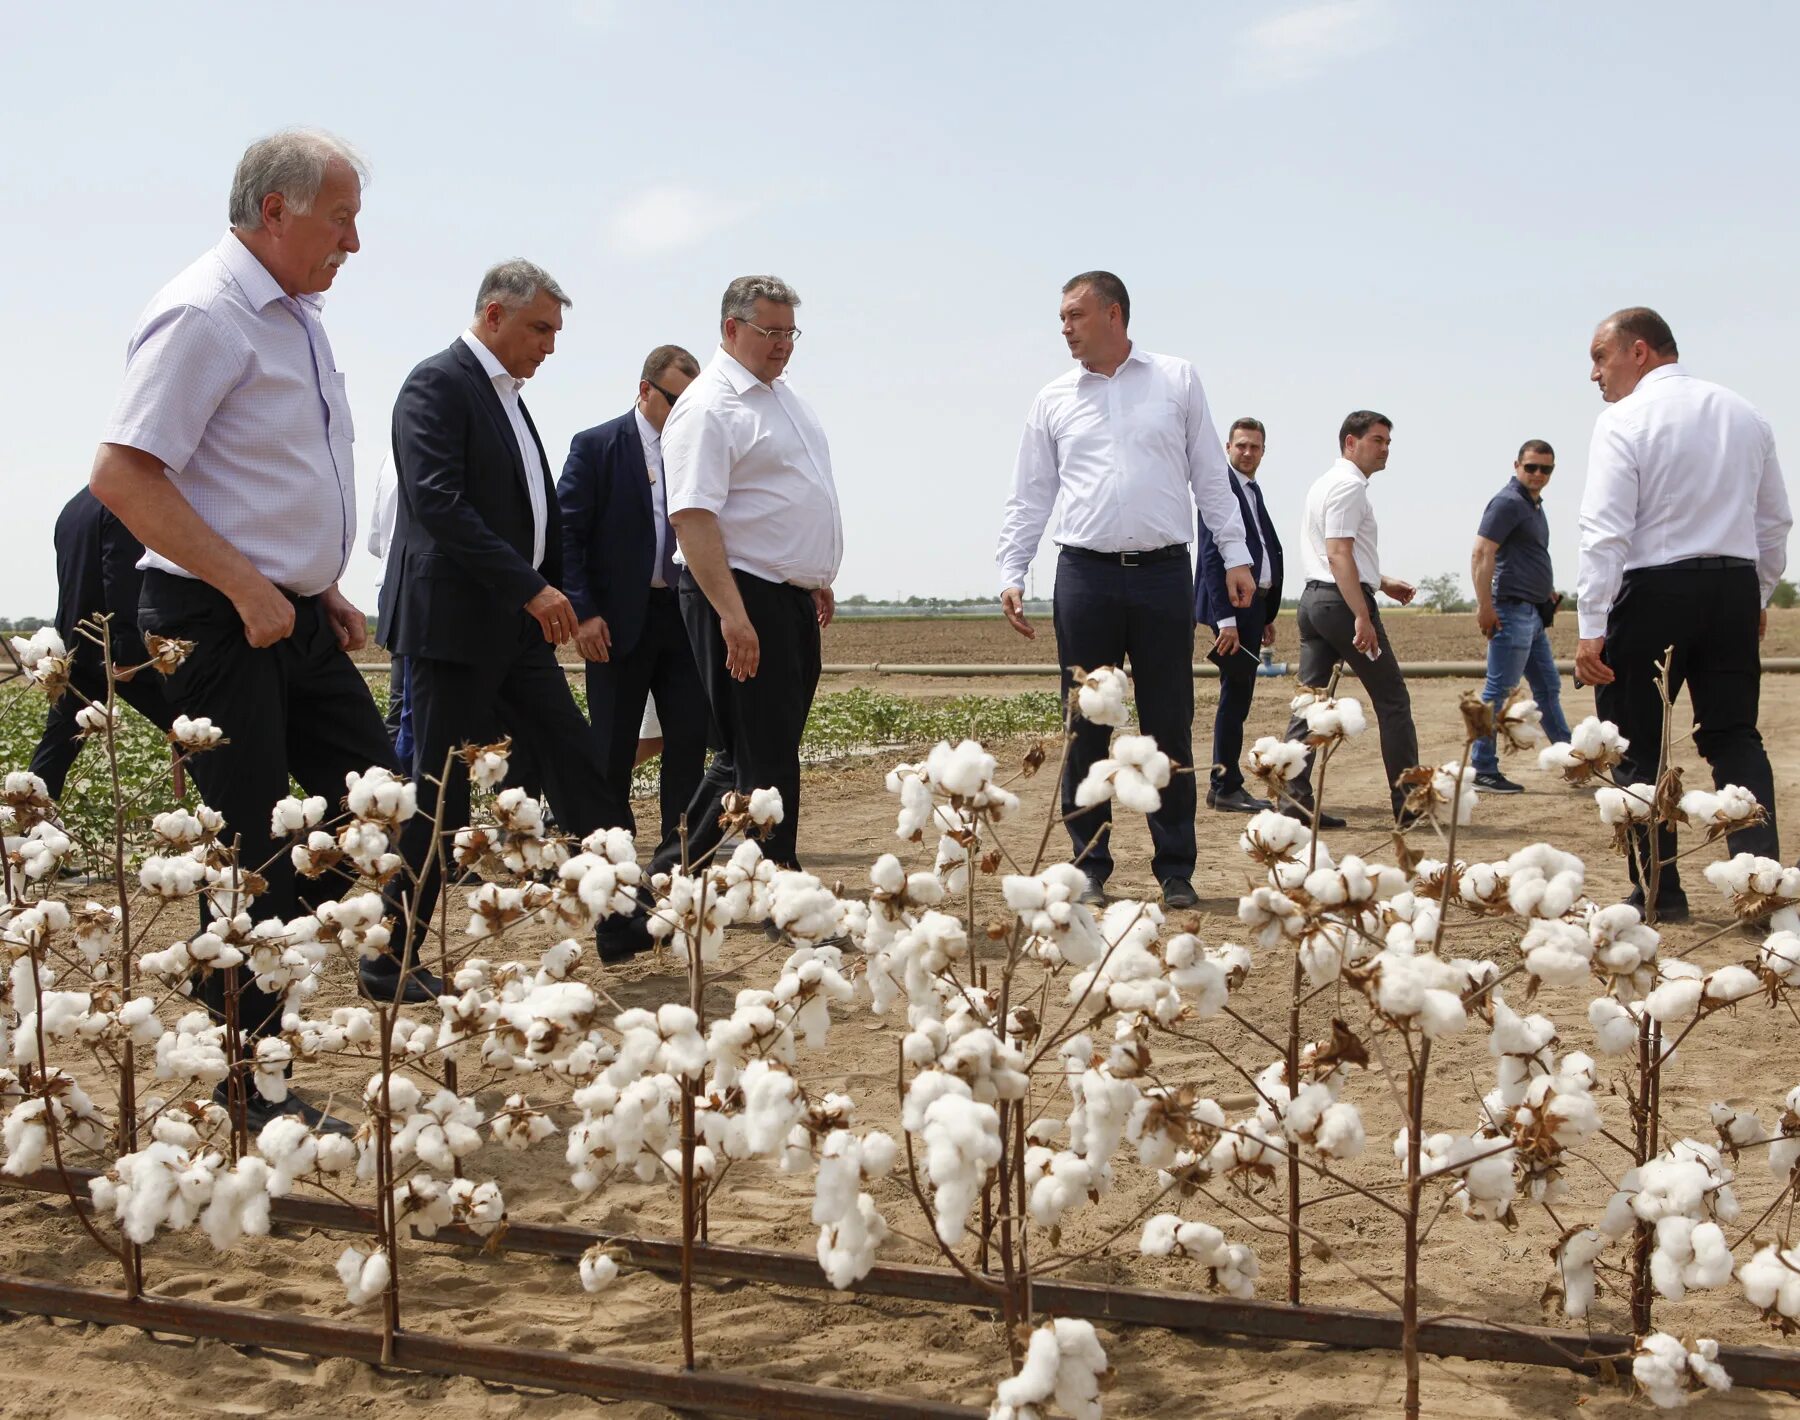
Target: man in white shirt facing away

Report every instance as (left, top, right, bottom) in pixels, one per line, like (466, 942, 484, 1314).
(997, 270, 1255, 908)
(90, 128, 392, 1136)
(1280, 412, 1419, 827)
(1575, 306, 1790, 921)
(661, 275, 842, 874)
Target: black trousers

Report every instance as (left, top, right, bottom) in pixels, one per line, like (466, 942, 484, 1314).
(584, 588, 709, 861)
(137, 571, 397, 1039)
(30, 639, 175, 798)
(1596, 561, 1778, 907)
(658, 570, 819, 873)
(401, 623, 609, 954)
(1052, 548, 1197, 885)
(1283, 583, 1418, 815)
(1208, 600, 1270, 796)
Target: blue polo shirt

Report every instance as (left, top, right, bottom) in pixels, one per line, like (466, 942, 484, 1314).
(1477, 477, 1555, 603)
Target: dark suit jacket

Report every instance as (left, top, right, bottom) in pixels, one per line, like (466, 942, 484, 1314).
(55, 488, 150, 661)
(556, 409, 659, 659)
(1195, 472, 1283, 639)
(379, 339, 560, 664)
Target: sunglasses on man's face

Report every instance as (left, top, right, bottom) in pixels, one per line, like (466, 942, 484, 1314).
(1521, 462, 1554, 475)
(648, 380, 683, 407)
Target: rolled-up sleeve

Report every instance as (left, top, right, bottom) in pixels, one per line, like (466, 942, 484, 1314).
(101, 305, 246, 473)
(1182, 369, 1248, 569)
(1753, 420, 1791, 605)
(1576, 412, 1639, 639)
(995, 399, 1060, 591)
(664, 401, 735, 518)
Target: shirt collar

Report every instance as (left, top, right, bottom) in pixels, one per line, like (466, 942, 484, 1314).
(1512, 475, 1542, 507)
(633, 406, 660, 451)
(1634, 362, 1685, 392)
(714, 347, 771, 395)
(1076, 342, 1150, 381)
(217, 232, 292, 312)
(1331, 456, 1369, 481)
(460, 329, 522, 393)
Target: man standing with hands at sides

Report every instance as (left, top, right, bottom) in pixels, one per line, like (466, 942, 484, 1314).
(1468, 439, 1572, 794)
(657, 276, 841, 875)
(381, 260, 620, 970)
(1280, 412, 1418, 829)
(1575, 307, 1789, 922)
(558, 345, 709, 861)
(90, 128, 391, 1134)
(998, 271, 1254, 909)
(1196, 417, 1284, 814)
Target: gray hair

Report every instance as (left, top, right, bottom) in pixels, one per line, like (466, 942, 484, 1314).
(720, 274, 800, 331)
(474, 259, 572, 316)
(229, 128, 368, 231)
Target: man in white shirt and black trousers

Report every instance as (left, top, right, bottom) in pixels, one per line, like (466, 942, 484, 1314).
(998, 271, 1255, 908)
(1575, 306, 1791, 921)
(1280, 412, 1419, 828)
(658, 275, 842, 874)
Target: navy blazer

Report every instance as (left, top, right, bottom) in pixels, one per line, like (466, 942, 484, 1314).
(1195, 472, 1283, 633)
(378, 339, 560, 664)
(556, 409, 659, 660)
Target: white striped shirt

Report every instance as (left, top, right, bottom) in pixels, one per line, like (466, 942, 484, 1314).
(101, 232, 357, 596)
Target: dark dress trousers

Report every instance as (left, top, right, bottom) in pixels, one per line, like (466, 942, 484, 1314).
(557, 411, 709, 858)
(30, 488, 176, 796)
(1194, 475, 1284, 796)
(379, 338, 608, 955)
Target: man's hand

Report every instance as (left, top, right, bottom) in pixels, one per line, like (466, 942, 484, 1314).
(1261, 622, 1277, 649)
(232, 573, 296, 649)
(1000, 587, 1035, 640)
(1353, 614, 1382, 660)
(813, 586, 835, 630)
(319, 584, 367, 652)
(524, 584, 579, 645)
(575, 615, 612, 663)
(1575, 636, 1613, 686)
(1476, 602, 1500, 639)
(722, 611, 761, 681)
(1225, 564, 1255, 609)
(1380, 577, 1416, 606)
(1213, 625, 1241, 657)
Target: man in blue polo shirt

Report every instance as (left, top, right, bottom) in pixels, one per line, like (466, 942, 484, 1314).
(1469, 439, 1573, 792)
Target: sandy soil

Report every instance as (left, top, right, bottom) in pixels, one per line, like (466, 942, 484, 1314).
(6, 645, 1800, 1417)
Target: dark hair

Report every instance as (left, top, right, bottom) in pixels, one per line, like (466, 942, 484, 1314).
(1516, 438, 1554, 462)
(1062, 270, 1130, 329)
(641, 344, 699, 383)
(1338, 410, 1392, 450)
(1228, 417, 1266, 440)
(1603, 306, 1678, 358)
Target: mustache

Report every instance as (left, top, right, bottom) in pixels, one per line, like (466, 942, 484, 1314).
(324, 252, 348, 268)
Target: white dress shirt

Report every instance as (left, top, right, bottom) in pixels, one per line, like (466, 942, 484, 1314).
(635, 407, 672, 588)
(1576, 363, 1791, 638)
(366, 448, 401, 597)
(102, 232, 356, 596)
(458, 330, 548, 569)
(1300, 458, 1382, 588)
(1216, 467, 1274, 630)
(662, 349, 843, 588)
(995, 344, 1248, 590)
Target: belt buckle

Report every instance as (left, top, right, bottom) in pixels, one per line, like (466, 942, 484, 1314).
(1119, 550, 1140, 568)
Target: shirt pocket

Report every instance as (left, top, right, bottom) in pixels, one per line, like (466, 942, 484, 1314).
(324, 370, 356, 445)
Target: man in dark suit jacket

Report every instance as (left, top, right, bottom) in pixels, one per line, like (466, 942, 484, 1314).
(558, 345, 710, 859)
(1195, 417, 1284, 812)
(379, 260, 622, 992)
(28, 488, 177, 796)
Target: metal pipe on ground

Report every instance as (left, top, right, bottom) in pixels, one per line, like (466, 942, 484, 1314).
(352, 660, 1800, 679)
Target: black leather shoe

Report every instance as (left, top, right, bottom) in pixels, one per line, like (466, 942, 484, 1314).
(1079, 873, 1107, 907)
(1207, 787, 1271, 813)
(213, 1081, 355, 1138)
(1281, 802, 1346, 831)
(597, 911, 655, 964)
(1624, 891, 1691, 925)
(358, 963, 445, 1005)
(1160, 877, 1200, 909)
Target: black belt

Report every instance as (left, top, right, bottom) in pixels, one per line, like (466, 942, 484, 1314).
(1060, 543, 1187, 567)
(1629, 555, 1754, 573)
(1305, 580, 1377, 596)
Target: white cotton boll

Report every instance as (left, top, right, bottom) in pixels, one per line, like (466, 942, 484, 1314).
(1520, 920, 1594, 988)
(1702, 964, 1759, 1006)
(926, 740, 997, 798)
(1633, 1332, 1731, 1409)
(747, 786, 784, 827)
(1596, 784, 1657, 826)
(170, 714, 224, 749)
(1759, 932, 1800, 987)
(201, 1156, 273, 1250)
(1739, 1242, 1800, 1320)
(1247, 736, 1310, 784)
(1646, 968, 1705, 1024)
(1074, 666, 1130, 727)
(579, 1245, 620, 1293)
(336, 1245, 391, 1306)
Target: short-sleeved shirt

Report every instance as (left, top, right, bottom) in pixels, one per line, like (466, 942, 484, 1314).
(1299, 458, 1381, 586)
(661, 348, 842, 588)
(1477, 477, 1554, 603)
(101, 233, 357, 596)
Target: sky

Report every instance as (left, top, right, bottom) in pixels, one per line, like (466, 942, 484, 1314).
(3, 1, 1797, 617)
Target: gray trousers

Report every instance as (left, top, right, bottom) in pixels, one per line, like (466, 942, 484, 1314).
(1283, 582, 1419, 815)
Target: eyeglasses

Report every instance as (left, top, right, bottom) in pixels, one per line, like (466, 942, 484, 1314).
(736, 318, 801, 342)
(1520, 462, 1555, 475)
(647, 379, 683, 407)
